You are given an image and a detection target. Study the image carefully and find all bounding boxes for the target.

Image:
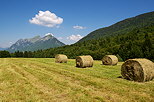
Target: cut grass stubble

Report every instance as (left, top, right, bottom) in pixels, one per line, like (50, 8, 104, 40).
(0, 58, 154, 102)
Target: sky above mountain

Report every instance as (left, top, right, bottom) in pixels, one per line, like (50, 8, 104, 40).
(0, 0, 154, 48)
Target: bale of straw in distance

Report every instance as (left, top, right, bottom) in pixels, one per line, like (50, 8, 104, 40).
(102, 55, 118, 65)
(76, 55, 93, 68)
(121, 58, 154, 82)
(55, 54, 68, 63)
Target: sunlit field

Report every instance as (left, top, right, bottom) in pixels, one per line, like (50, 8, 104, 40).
(0, 58, 154, 102)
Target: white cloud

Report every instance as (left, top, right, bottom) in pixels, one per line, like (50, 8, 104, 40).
(73, 25, 86, 29)
(67, 34, 84, 41)
(0, 41, 14, 48)
(45, 33, 54, 36)
(29, 10, 63, 27)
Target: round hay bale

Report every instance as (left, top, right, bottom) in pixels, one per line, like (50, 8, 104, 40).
(121, 58, 154, 82)
(76, 55, 93, 68)
(55, 54, 68, 63)
(102, 55, 118, 65)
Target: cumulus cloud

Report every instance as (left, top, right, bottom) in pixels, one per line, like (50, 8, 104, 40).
(73, 25, 86, 29)
(67, 34, 83, 41)
(29, 10, 63, 27)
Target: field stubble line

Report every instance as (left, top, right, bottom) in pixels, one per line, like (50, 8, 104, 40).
(11, 59, 132, 102)
(9, 63, 72, 102)
(6, 58, 154, 102)
(11, 61, 110, 101)
(23, 59, 154, 101)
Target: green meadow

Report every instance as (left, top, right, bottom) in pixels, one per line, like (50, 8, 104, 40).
(0, 58, 153, 102)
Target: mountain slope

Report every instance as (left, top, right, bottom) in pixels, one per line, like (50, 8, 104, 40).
(7, 35, 65, 52)
(78, 11, 154, 42)
(30, 25, 154, 60)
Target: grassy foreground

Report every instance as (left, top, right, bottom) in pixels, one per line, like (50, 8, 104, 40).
(0, 58, 154, 102)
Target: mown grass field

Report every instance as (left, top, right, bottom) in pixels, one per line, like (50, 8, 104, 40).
(0, 58, 154, 102)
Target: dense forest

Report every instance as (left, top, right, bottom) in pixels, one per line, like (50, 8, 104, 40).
(2, 12, 154, 61)
(1, 25, 154, 61)
(79, 11, 154, 42)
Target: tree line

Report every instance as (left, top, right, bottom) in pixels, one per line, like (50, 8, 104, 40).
(1, 25, 154, 61)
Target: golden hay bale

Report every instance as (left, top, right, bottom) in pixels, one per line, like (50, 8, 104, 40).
(102, 55, 118, 65)
(121, 58, 154, 82)
(55, 54, 68, 63)
(76, 55, 93, 68)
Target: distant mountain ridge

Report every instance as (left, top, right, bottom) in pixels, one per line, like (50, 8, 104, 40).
(7, 34, 65, 52)
(78, 11, 154, 42)
(0, 48, 6, 51)
(28, 11, 154, 60)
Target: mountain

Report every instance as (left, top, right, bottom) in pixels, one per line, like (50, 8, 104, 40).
(7, 34, 65, 52)
(24, 11, 154, 61)
(29, 25, 154, 60)
(6, 11, 154, 61)
(78, 11, 154, 42)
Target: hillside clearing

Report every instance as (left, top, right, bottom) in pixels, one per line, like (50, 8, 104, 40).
(0, 58, 154, 102)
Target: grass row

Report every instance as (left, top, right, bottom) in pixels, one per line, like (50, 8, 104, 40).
(0, 58, 154, 102)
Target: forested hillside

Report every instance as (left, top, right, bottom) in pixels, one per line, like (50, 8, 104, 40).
(1, 11, 154, 61)
(2, 25, 153, 61)
(31, 25, 154, 61)
(79, 11, 154, 42)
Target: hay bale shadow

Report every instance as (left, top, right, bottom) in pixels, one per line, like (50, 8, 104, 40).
(117, 76, 123, 78)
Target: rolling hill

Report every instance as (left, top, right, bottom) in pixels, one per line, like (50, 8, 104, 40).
(27, 11, 154, 61)
(2, 11, 154, 61)
(78, 11, 154, 42)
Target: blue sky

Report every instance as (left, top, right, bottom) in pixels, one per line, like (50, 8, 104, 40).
(0, 0, 154, 48)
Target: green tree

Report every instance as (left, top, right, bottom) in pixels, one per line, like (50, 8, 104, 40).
(142, 33, 152, 58)
(0, 51, 11, 58)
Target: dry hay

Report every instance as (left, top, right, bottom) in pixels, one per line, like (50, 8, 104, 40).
(76, 55, 93, 68)
(55, 54, 68, 63)
(102, 55, 118, 65)
(121, 58, 154, 82)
